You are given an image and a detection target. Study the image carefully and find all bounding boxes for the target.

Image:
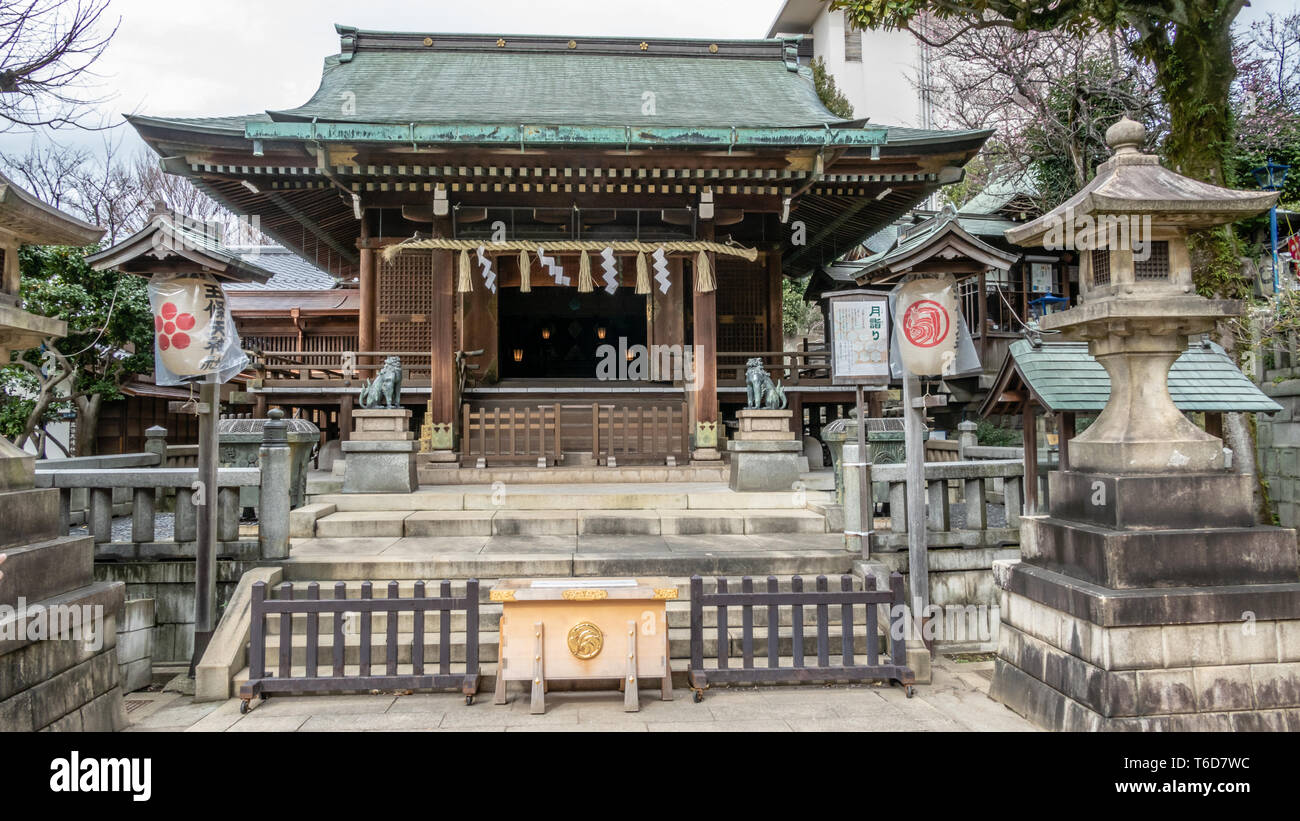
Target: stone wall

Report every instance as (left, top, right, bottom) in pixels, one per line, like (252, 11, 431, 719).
(94, 561, 258, 664)
(1257, 379, 1300, 528)
(116, 598, 156, 693)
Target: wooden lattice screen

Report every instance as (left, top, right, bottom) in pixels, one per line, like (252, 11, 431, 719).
(715, 256, 768, 353)
(378, 251, 435, 353)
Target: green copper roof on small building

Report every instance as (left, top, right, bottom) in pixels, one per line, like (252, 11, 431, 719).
(985, 338, 1280, 415)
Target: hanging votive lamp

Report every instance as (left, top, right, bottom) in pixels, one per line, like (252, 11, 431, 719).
(541, 327, 551, 340)
(596, 326, 607, 340)
(513, 348, 524, 363)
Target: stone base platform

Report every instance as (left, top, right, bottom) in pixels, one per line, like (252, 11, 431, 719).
(990, 468, 1300, 730)
(343, 409, 418, 493)
(990, 573, 1300, 731)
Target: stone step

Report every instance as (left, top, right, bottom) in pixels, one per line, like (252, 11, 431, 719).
(278, 550, 854, 581)
(308, 488, 834, 513)
(268, 574, 865, 602)
(259, 597, 867, 635)
(311, 508, 828, 538)
(416, 465, 728, 485)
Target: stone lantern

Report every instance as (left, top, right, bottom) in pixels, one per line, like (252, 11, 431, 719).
(988, 118, 1300, 731)
(1011, 117, 1276, 473)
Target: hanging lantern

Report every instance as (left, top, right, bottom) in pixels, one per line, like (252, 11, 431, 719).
(541, 327, 551, 340)
(895, 275, 959, 377)
(148, 273, 247, 384)
(596, 326, 607, 340)
(512, 348, 524, 363)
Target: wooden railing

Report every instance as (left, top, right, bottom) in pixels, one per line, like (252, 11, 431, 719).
(461, 401, 690, 467)
(717, 350, 832, 387)
(250, 349, 841, 390)
(250, 350, 433, 387)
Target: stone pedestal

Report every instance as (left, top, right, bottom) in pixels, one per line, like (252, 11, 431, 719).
(0, 437, 127, 731)
(342, 409, 418, 493)
(727, 410, 802, 492)
(989, 470, 1300, 731)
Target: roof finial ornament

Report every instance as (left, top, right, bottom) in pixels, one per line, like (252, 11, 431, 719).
(1105, 116, 1145, 156)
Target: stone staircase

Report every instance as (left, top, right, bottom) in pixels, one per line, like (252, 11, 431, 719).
(293, 477, 839, 539)
(202, 471, 889, 699)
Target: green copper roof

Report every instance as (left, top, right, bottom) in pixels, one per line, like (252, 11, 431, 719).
(1005, 338, 1280, 414)
(263, 28, 841, 130)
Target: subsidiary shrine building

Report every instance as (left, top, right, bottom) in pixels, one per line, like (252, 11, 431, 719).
(129, 25, 989, 466)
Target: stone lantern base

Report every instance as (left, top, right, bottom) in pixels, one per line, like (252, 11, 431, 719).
(342, 409, 418, 493)
(0, 437, 127, 731)
(989, 469, 1300, 731)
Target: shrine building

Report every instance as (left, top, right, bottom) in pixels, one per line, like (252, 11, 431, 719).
(127, 25, 989, 467)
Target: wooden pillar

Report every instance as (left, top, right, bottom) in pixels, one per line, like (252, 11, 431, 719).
(1205, 411, 1224, 440)
(766, 249, 784, 353)
(1059, 411, 1075, 472)
(1023, 400, 1038, 515)
(977, 269, 989, 366)
(339, 394, 354, 443)
(429, 214, 456, 451)
(358, 217, 376, 377)
(691, 220, 720, 460)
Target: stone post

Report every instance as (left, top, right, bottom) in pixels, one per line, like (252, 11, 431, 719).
(258, 408, 291, 559)
(957, 420, 977, 460)
(143, 425, 168, 465)
(144, 424, 168, 510)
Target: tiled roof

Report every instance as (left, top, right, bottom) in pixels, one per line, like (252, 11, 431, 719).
(1006, 338, 1280, 413)
(222, 246, 340, 291)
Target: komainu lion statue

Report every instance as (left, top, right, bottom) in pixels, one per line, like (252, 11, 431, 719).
(359, 356, 403, 409)
(744, 357, 786, 410)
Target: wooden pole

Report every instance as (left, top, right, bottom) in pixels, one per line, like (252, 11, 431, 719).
(691, 220, 719, 460)
(855, 384, 872, 558)
(190, 378, 220, 675)
(1059, 411, 1075, 472)
(358, 217, 376, 378)
(430, 215, 456, 447)
(1023, 400, 1039, 515)
(901, 373, 929, 643)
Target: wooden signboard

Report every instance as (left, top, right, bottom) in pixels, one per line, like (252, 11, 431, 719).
(491, 577, 675, 713)
(827, 290, 891, 386)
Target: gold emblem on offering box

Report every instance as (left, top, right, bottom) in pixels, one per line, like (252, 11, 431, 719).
(489, 589, 516, 602)
(567, 622, 604, 659)
(561, 589, 607, 600)
(653, 588, 679, 600)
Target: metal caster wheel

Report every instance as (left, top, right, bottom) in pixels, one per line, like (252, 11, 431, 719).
(905, 686, 916, 699)
(239, 699, 251, 714)
(692, 690, 704, 703)
(465, 695, 474, 706)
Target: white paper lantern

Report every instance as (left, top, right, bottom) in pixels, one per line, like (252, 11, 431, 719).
(896, 276, 959, 377)
(148, 274, 231, 379)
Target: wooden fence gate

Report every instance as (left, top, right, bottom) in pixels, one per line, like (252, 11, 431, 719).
(687, 573, 915, 700)
(240, 579, 481, 711)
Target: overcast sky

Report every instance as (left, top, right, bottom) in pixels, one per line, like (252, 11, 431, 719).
(2, 0, 1295, 160)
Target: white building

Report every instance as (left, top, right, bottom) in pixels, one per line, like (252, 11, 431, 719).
(766, 0, 924, 129)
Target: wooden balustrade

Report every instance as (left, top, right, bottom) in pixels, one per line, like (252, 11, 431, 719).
(460, 401, 690, 467)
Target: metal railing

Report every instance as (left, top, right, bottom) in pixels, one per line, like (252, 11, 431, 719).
(239, 579, 481, 711)
(687, 573, 915, 699)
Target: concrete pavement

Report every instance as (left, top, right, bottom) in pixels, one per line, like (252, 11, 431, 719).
(123, 656, 1035, 732)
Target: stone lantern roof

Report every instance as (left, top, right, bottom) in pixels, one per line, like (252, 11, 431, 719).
(1007, 118, 1278, 247)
